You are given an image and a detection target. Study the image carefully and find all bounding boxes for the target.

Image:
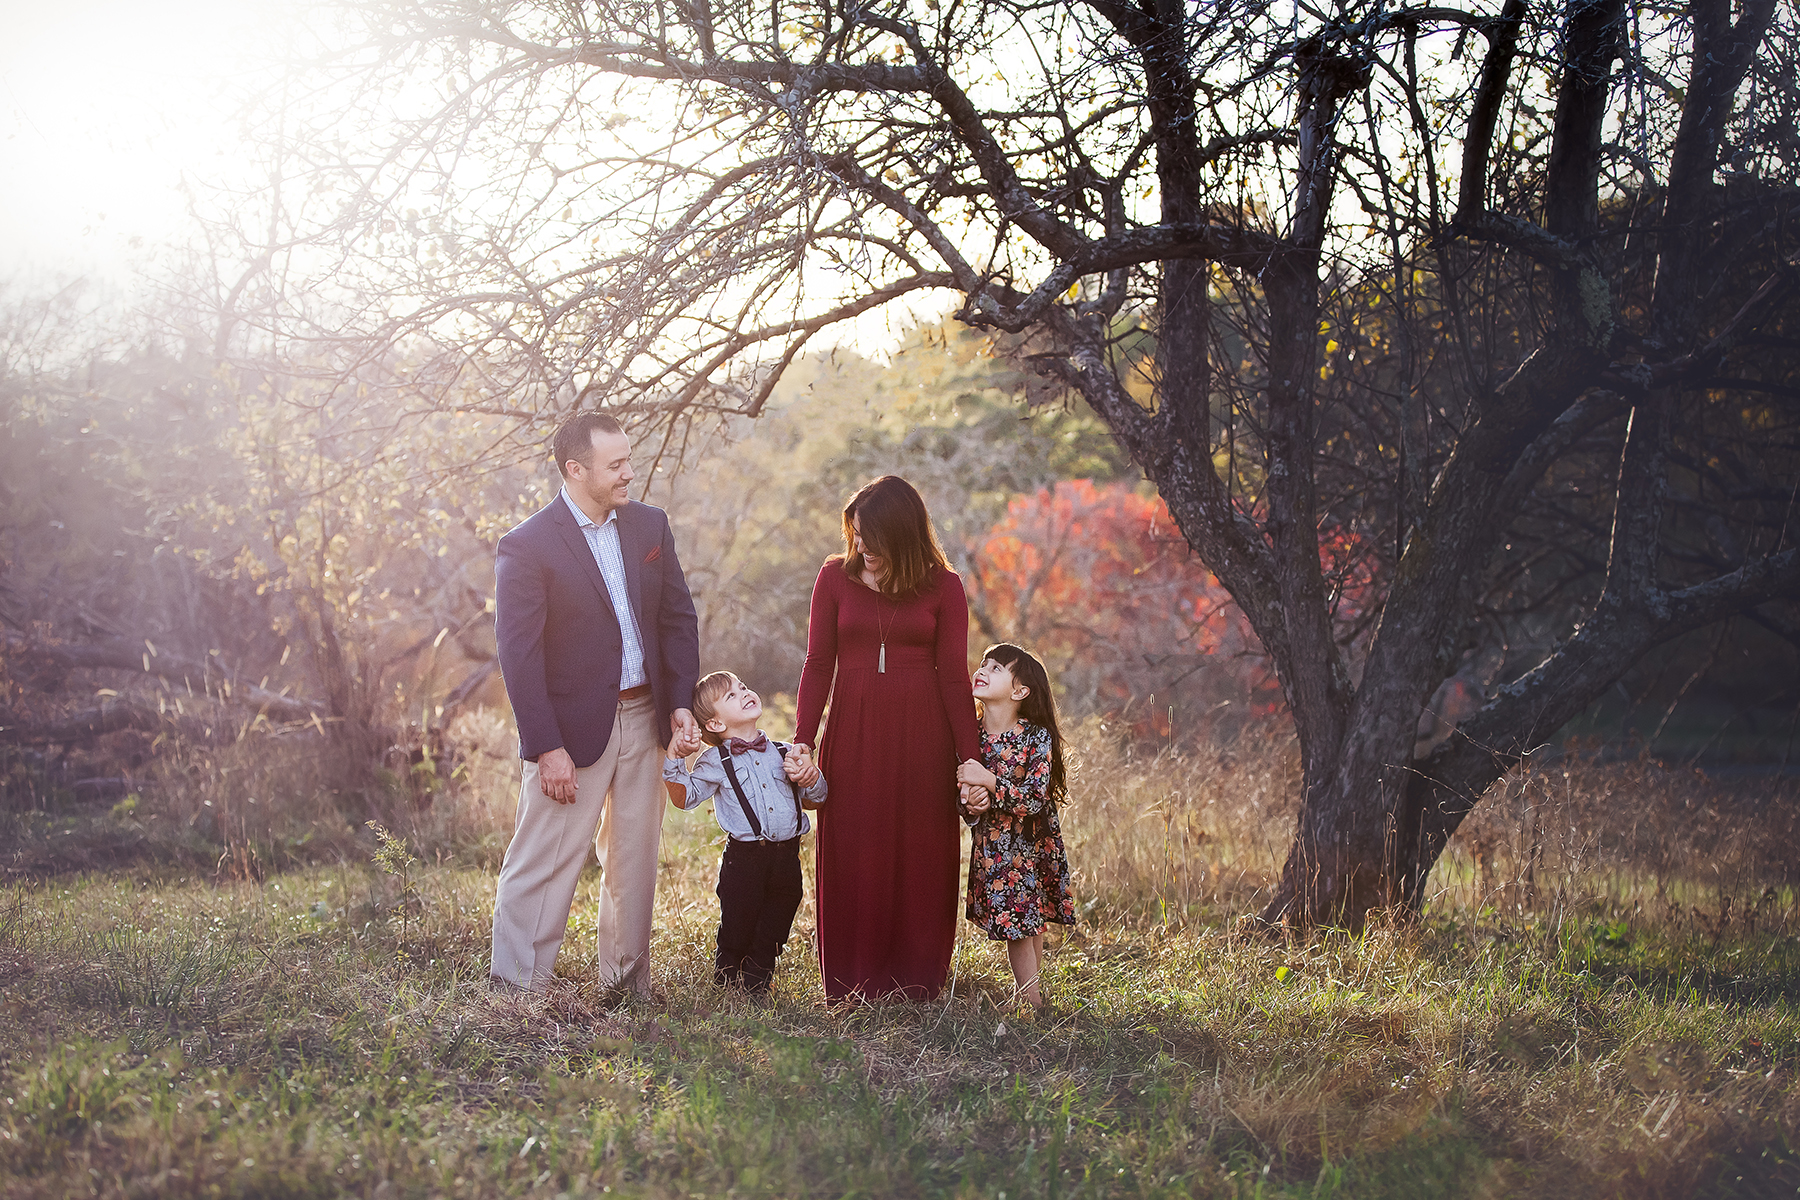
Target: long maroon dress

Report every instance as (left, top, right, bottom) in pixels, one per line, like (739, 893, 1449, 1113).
(794, 560, 981, 1001)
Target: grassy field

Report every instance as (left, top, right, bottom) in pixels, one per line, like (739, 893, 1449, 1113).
(2, 718, 1798, 1199)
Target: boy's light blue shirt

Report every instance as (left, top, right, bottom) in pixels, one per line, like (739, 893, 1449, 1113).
(664, 736, 826, 842)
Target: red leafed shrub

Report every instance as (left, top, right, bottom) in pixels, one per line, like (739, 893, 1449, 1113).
(964, 480, 1285, 743)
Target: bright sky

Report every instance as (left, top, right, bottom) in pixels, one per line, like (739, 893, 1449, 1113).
(0, 0, 943, 350)
(1, 0, 289, 285)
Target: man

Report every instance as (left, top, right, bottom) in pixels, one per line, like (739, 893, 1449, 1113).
(490, 411, 700, 996)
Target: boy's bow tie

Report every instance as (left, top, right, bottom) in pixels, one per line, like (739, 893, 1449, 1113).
(727, 734, 768, 756)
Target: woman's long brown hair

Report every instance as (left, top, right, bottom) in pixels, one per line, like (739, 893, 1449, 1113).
(838, 475, 949, 596)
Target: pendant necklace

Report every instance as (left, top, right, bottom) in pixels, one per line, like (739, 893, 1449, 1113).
(875, 590, 897, 673)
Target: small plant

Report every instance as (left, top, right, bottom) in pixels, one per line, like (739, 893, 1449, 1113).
(367, 820, 422, 944)
(367, 820, 416, 879)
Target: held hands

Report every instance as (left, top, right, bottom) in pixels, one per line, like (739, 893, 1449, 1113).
(783, 743, 821, 788)
(957, 758, 997, 793)
(667, 709, 704, 758)
(957, 759, 995, 816)
(667, 725, 704, 758)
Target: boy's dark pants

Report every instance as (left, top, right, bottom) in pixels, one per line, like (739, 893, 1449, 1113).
(714, 837, 803, 992)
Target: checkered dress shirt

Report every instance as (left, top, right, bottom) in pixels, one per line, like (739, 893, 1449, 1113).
(560, 487, 648, 690)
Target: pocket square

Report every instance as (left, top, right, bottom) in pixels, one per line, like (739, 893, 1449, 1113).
(643, 545, 662, 563)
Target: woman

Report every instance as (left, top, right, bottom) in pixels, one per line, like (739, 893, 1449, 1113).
(794, 476, 981, 1001)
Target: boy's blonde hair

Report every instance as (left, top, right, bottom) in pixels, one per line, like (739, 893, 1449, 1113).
(690, 671, 739, 747)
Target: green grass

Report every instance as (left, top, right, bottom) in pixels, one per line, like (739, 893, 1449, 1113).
(3, 862, 1798, 1196)
(1, 723, 1798, 1197)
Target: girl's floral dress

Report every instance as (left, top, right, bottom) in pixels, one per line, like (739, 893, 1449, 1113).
(964, 721, 1076, 941)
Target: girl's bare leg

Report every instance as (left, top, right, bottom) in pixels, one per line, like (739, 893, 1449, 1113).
(1007, 934, 1044, 1008)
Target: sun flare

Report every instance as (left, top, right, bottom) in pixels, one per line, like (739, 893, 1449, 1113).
(1, 0, 289, 279)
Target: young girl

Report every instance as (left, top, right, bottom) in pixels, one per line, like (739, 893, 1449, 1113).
(956, 643, 1076, 1009)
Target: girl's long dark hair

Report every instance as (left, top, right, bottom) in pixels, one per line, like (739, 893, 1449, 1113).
(980, 642, 1067, 804)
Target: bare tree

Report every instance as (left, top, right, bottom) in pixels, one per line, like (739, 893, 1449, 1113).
(248, 0, 1800, 926)
(0, 294, 508, 782)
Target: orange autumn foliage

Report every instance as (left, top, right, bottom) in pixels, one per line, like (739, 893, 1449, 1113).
(964, 480, 1284, 741)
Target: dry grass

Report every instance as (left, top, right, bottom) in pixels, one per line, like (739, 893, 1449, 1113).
(0, 714, 1797, 1197)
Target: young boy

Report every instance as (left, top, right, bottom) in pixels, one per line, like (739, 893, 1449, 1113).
(664, 671, 826, 995)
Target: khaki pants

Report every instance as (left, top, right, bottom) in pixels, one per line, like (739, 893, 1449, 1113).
(490, 695, 664, 993)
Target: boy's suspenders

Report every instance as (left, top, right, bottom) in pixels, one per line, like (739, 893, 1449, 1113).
(719, 742, 803, 842)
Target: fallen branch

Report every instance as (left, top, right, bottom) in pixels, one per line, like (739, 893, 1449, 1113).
(0, 699, 206, 746)
(1, 631, 327, 723)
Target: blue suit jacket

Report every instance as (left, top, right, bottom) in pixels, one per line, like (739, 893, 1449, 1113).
(494, 496, 700, 767)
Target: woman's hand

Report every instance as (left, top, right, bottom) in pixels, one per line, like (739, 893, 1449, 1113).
(956, 758, 996, 791)
(959, 783, 991, 814)
(783, 743, 821, 788)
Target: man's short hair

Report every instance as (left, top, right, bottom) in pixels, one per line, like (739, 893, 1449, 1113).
(690, 671, 741, 748)
(552, 411, 625, 478)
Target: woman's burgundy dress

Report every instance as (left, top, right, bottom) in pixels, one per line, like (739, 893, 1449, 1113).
(794, 560, 981, 1001)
